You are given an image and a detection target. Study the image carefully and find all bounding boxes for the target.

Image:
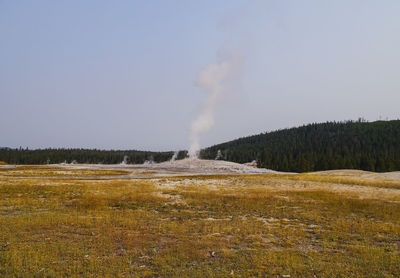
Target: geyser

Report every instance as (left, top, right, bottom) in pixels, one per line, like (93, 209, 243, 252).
(170, 151, 179, 162)
(188, 54, 241, 159)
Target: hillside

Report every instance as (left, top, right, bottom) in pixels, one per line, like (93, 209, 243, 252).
(201, 120, 400, 172)
(2, 120, 400, 172)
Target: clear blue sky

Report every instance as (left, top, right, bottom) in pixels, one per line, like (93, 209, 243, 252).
(1, 0, 399, 151)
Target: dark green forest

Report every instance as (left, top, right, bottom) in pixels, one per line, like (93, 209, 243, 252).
(200, 120, 400, 172)
(2, 120, 400, 172)
(0, 148, 187, 165)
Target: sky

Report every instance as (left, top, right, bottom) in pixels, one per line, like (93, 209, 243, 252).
(1, 0, 400, 151)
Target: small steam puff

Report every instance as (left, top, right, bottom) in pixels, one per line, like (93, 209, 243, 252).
(188, 55, 241, 159)
(170, 151, 179, 162)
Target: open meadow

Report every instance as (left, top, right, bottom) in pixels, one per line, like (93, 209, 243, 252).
(0, 164, 399, 277)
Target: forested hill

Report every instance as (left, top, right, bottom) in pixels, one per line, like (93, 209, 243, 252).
(0, 148, 187, 165)
(2, 120, 400, 172)
(200, 120, 400, 172)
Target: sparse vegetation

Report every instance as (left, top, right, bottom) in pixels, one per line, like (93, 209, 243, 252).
(0, 167, 399, 277)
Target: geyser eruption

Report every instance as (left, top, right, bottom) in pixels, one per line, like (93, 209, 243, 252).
(188, 54, 241, 159)
(170, 151, 179, 162)
(120, 155, 128, 165)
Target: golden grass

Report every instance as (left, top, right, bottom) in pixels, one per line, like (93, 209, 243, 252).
(0, 161, 8, 165)
(0, 168, 399, 277)
(280, 173, 400, 189)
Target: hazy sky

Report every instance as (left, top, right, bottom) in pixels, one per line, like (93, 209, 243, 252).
(1, 1, 399, 151)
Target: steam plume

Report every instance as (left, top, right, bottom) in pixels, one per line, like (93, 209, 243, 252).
(188, 54, 242, 159)
(170, 151, 179, 162)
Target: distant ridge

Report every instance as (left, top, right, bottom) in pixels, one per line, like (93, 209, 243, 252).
(201, 120, 400, 173)
(0, 148, 186, 165)
(2, 120, 400, 172)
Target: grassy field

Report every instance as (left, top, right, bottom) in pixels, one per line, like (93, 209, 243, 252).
(0, 166, 399, 277)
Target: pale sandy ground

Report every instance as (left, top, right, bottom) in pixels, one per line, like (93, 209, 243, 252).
(59, 159, 400, 182)
(54, 159, 400, 202)
(0, 166, 15, 169)
(56, 158, 277, 177)
(150, 174, 400, 203)
(150, 158, 276, 174)
(5, 159, 400, 181)
(3, 160, 400, 202)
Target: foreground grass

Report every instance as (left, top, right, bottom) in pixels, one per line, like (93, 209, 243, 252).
(0, 168, 399, 277)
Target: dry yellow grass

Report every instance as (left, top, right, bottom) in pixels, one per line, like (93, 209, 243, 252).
(0, 161, 8, 165)
(0, 166, 399, 277)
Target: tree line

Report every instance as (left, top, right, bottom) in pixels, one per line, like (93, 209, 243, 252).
(0, 148, 187, 165)
(200, 120, 400, 172)
(2, 120, 400, 172)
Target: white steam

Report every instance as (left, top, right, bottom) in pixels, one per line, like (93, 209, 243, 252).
(215, 150, 222, 160)
(170, 151, 179, 162)
(120, 155, 128, 165)
(188, 54, 242, 159)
